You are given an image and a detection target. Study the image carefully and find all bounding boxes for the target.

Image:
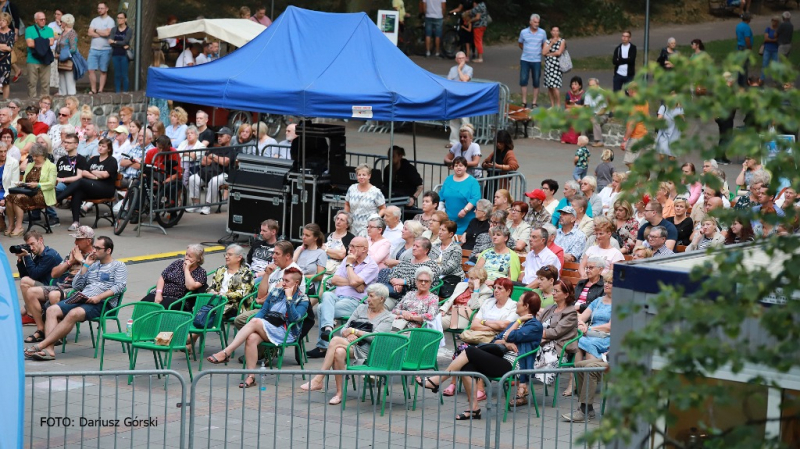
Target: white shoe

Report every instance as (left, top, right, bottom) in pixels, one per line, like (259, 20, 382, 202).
(185, 207, 198, 213)
(200, 207, 211, 215)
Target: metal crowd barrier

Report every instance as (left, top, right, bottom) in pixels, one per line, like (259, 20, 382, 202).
(434, 171, 528, 205)
(24, 370, 187, 449)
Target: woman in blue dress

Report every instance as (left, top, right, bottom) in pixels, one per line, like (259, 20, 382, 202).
(564, 271, 612, 396)
(206, 267, 309, 389)
(439, 156, 481, 234)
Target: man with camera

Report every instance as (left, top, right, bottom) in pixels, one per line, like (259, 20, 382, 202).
(20, 226, 94, 336)
(15, 230, 62, 308)
(24, 235, 127, 361)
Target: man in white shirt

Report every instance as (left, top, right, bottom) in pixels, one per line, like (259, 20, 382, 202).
(520, 227, 561, 288)
(194, 42, 213, 65)
(612, 30, 637, 92)
(382, 206, 404, 255)
(176, 42, 201, 68)
(87, 2, 115, 94)
(272, 123, 296, 159)
(110, 125, 131, 162)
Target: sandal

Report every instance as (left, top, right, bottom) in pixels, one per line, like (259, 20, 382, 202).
(206, 351, 230, 364)
(562, 389, 573, 397)
(24, 344, 42, 356)
(24, 330, 45, 343)
(30, 351, 55, 361)
(300, 382, 323, 392)
(476, 389, 487, 401)
(455, 409, 481, 421)
(415, 376, 439, 393)
(513, 391, 529, 406)
(442, 384, 456, 397)
(328, 395, 342, 405)
(239, 375, 256, 389)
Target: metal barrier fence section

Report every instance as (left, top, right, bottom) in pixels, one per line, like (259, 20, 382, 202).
(24, 367, 606, 448)
(24, 370, 186, 449)
(434, 172, 528, 205)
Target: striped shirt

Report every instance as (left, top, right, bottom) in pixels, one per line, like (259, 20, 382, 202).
(72, 259, 128, 306)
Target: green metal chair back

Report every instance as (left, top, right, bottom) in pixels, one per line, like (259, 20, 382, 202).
(356, 333, 410, 371)
(133, 310, 193, 348)
(429, 279, 444, 295)
(188, 293, 227, 330)
(397, 328, 443, 371)
(510, 286, 533, 301)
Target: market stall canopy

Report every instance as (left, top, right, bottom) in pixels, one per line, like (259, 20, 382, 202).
(156, 19, 267, 48)
(147, 6, 499, 121)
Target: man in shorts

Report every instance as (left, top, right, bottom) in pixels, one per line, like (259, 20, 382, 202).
(20, 226, 95, 333)
(518, 14, 547, 109)
(16, 230, 62, 314)
(620, 82, 650, 169)
(87, 2, 115, 94)
(421, 0, 446, 57)
(24, 236, 127, 361)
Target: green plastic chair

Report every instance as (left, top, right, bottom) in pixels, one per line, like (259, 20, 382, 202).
(510, 286, 533, 301)
(397, 328, 444, 410)
(429, 279, 444, 295)
(241, 312, 308, 381)
(61, 289, 127, 356)
(443, 307, 480, 351)
(98, 301, 165, 371)
(169, 293, 229, 371)
(222, 284, 260, 344)
(129, 310, 195, 382)
(488, 346, 541, 422)
(343, 333, 409, 416)
(545, 329, 584, 406)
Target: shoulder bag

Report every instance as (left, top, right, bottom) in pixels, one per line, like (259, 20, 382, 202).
(8, 186, 38, 196)
(192, 295, 223, 329)
(560, 44, 573, 73)
(31, 26, 54, 65)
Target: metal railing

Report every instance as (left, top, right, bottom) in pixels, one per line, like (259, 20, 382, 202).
(25, 367, 606, 448)
(25, 370, 187, 449)
(434, 171, 528, 204)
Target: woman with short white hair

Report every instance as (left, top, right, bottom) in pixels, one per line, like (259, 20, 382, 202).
(344, 163, 386, 237)
(56, 14, 79, 95)
(657, 37, 678, 70)
(443, 125, 482, 178)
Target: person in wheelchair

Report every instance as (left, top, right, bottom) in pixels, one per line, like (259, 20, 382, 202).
(143, 135, 183, 209)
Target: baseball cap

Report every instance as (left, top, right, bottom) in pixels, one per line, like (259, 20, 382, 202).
(557, 206, 576, 215)
(216, 126, 233, 136)
(114, 125, 129, 134)
(525, 189, 546, 201)
(69, 226, 95, 239)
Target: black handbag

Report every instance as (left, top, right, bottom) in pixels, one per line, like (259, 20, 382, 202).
(32, 26, 54, 65)
(348, 321, 374, 333)
(192, 295, 223, 329)
(8, 186, 37, 196)
(437, 275, 462, 299)
(263, 311, 286, 327)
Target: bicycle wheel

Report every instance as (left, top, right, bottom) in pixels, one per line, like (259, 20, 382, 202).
(113, 187, 139, 235)
(155, 184, 186, 229)
(442, 30, 459, 59)
(264, 113, 283, 138)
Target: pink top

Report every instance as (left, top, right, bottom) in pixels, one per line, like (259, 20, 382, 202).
(250, 15, 272, 27)
(368, 238, 392, 269)
(687, 182, 702, 206)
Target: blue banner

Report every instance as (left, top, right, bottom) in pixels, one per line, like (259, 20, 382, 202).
(0, 255, 23, 448)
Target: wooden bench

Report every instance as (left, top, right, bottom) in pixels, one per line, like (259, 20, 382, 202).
(675, 245, 687, 253)
(560, 261, 582, 284)
(506, 104, 532, 139)
(81, 174, 124, 229)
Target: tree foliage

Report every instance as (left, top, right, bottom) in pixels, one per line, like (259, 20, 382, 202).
(536, 53, 800, 448)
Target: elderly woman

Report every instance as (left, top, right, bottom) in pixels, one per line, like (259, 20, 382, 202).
(579, 217, 624, 277)
(474, 225, 521, 286)
(76, 107, 94, 140)
(166, 107, 189, 148)
(631, 245, 653, 260)
(667, 196, 693, 246)
(444, 125, 482, 178)
(492, 189, 513, 214)
(0, 143, 19, 233)
(574, 257, 605, 313)
(440, 267, 492, 331)
(580, 176, 601, 218)
(390, 266, 440, 330)
(657, 37, 678, 70)
(530, 278, 578, 390)
(294, 223, 328, 291)
(470, 210, 517, 261)
(177, 125, 205, 187)
(65, 96, 81, 128)
(56, 14, 78, 95)
(345, 163, 386, 237)
(611, 199, 640, 255)
(366, 216, 392, 269)
(299, 283, 394, 404)
(418, 290, 541, 420)
(654, 97, 684, 160)
(383, 237, 440, 305)
(207, 267, 307, 389)
(461, 198, 492, 250)
(4, 144, 56, 236)
(507, 201, 531, 254)
(598, 172, 625, 214)
(655, 182, 675, 219)
(412, 190, 439, 229)
(254, 121, 278, 155)
(436, 219, 466, 281)
(687, 215, 725, 251)
(440, 156, 481, 234)
(324, 211, 355, 274)
(206, 244, 256, 319)
(232, 123, 255, 147)
(141, 244, 207, 309)
(56, 138, 118, 232)
(386, 220, 425, 268)
(533, 264, 558, 308)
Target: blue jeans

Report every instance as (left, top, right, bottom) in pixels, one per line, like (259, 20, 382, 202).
(112, 55, 129, 92)
(519, 60, 542, 88)
(761, 47, 779, 80)
(424, 17, 443, 38)
(572, 166, 588, 182)
(316, 292, 361, 349)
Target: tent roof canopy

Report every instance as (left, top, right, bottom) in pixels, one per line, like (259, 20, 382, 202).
(146, 6, 499, 121)
(156, 19, 266, 48)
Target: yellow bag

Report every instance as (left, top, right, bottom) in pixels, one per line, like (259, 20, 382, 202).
(155, 332, 174, 346)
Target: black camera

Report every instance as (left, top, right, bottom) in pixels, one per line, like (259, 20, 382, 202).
(9, 244, 31, 254)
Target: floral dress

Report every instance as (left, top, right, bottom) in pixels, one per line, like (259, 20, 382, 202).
(614, 218, 640, 254)
(391, 291, 439, 329)
(7, 166, 45, 209)
(543, 38, 564, 89)
(345, 183, 385, 237)
(0, 28, 14, 86)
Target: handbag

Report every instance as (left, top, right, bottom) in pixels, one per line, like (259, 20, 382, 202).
(31, 26, 54, 65)
(560, 48, 573, 73)
(391, 317, 409, 331)
(476, 342, 508, 357)
(57, 59, 73, 72)
(8, 186, 37, 196)
(192, 295, 223, 329)
(58, 45, 71, 62)
(438, 275, 462, 299)
(348, 321, 374, 333)
(263, 310, 286, 327)
(585, 329, 610, 338)
(758, 44, 765, 56)
(126, 48, 134, 61)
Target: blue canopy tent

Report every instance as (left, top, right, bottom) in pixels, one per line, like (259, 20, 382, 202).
(146, 6, 500, 222)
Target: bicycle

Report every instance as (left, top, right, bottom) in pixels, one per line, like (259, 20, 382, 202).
(113, 165, 187, 235)
(441, 11, 460, 59)
(399, 16, 427, 56)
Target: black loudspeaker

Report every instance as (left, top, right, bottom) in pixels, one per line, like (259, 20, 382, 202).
(290, 122, 346, 174)
(227, 186, 287, 236)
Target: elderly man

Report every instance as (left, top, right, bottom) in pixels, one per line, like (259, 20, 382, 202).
(110, 125, 131, 162)
(87, 2, 115, 94)
(248, 219, 280, 279)
(276, 123, 296, 157)
(552, 180, 593, 225)
(26, 11, 55, 98)
(78, 124, 100, 158)
(554, 206, 586, 263)
(446, 51, 472, 148)
(524, 188, 552, 228)
(647, 226, 675, 258)
(383, 205, 405, 255)
(519, 14, 547, 109)
(520, 227, 561, 288)
(21, 226, 94, 330)
(16, 230, 62, 307)
(308, 236, 379, 358)
(102, 114, 120, 139)
(47, 107, 71, 148)
(636, 201, 678, 251)
(543, 223, 565, 267)
(0, 107, 17, 138)
(25, 236, 127, 361)
(195, 110, 214, 146)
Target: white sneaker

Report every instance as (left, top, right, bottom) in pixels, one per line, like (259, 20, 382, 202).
(185, 207, 198, 213)
(200, 207, 211, 215)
